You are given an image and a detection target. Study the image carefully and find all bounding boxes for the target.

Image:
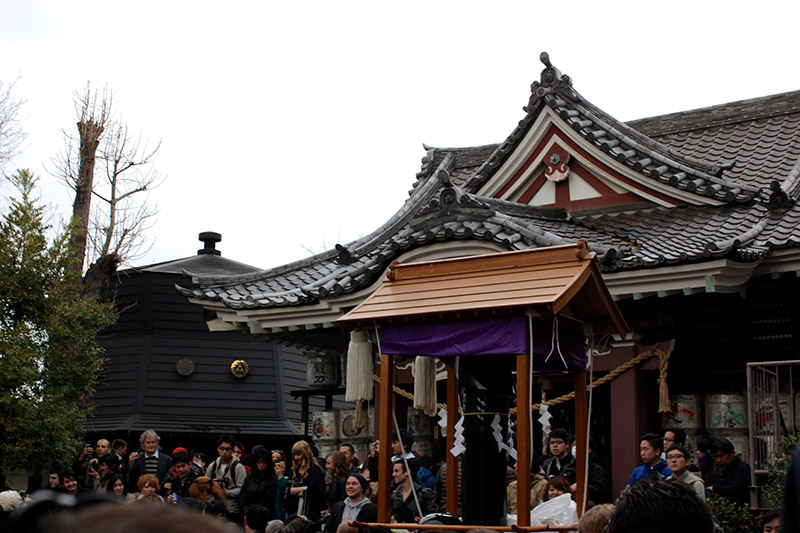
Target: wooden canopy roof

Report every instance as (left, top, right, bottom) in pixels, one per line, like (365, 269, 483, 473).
(339, 239, 628, 337)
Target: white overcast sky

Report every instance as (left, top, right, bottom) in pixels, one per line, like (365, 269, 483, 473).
(2, 1, 800, 271)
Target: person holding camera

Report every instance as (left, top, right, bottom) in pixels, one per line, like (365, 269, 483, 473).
(206, 434, 247, 523)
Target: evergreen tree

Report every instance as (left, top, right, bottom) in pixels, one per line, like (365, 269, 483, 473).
(0, 169, 115, 476)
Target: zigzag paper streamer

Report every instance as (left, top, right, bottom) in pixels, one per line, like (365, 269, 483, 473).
(539, 404, 552, 435)
(507, 426, 517, 460)
(438, 408, 448, 437)
(491, 414, 507, 454)
(450, 415, 466, 456)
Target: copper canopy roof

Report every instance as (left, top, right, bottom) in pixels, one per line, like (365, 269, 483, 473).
(339, 240, 628, 337)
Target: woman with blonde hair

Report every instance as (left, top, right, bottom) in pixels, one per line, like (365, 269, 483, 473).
(286, 440, 325, 523)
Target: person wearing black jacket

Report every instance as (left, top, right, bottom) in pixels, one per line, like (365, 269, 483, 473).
(707, 438, 751, 506)
(542, 429, 576, 484)
(390, 461, 438, 519)
(163, 451, 199, 503)
(127, 429, 173, 492)
(239, 449, 278, 519)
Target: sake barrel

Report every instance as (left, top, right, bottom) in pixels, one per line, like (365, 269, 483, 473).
(662, 394, 700, 429)
(339, 408, 369, 439)
(705, 393, 748, 430)
(306, 354, 340, 389)
(407, 407, 433, 437)
(312, 409, 339, 440)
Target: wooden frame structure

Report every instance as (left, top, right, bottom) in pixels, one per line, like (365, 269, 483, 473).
(339, 240, 628, 525)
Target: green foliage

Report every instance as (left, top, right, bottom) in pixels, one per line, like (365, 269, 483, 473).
(0, 169, 115, 476)
(707, 496, 761, 533)
(763, 432, 800, 508)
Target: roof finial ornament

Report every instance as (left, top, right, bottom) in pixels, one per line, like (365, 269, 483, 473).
(767, 180, 795, 211)
(540, 52, 552, 68)
(526, 52, 578, 112)
(335, 243, 354, 265)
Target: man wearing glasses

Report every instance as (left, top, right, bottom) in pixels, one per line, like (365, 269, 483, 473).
(207, 434, 248, 523)
(666, 444, 705, 501)
(542, 428, 576, 484)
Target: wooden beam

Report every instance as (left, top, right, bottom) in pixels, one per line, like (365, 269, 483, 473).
(516, 353, 531, 526)
(377, 353, 394, 522)
(574, 371, 588, 518)
(446, 361, 459, 515)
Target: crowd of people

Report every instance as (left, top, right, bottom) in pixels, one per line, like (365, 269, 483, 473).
(0, 425, 789, 533)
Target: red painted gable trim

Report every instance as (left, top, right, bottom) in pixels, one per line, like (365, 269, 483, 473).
(489, 123, 685, 208)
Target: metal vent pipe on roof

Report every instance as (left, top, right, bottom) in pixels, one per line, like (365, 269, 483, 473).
(198, 231, 222, 256)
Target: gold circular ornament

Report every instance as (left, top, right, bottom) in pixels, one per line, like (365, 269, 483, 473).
(230, 359, 249, 378)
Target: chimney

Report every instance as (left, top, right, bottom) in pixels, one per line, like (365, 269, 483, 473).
(198, 232, 222, 256)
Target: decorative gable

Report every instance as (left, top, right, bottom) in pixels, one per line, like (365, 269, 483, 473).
(472, 53, 760, 213)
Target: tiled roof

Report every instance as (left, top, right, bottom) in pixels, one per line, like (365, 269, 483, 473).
(340, 241, 627, 337)
(136, 253, 260, 276)
(464, 53, 761, 203)
(179, 54, 800, 313)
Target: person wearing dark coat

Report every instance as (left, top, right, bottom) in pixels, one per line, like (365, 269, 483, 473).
(286, 440, 326, 523)
(325, 451, 351, 510)
(127, 429, 173, 492)
(326, 474, 377, 533)
(390, 461, 438, 519)
(163, 451, 199, 502)
(240, 450, 279, 519)
(542, 429, 577, 485)
(782, 442, 800, 533)
(707, 438, 751, 506)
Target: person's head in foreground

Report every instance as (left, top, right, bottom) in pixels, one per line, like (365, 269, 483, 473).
(606, 476, 714, 533)
(577, 504, 614, 533)
(762, 510, 780, 533)
(46, 502, 233, 533)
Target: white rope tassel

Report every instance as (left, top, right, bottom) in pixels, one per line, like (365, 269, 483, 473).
(345, 330, 374, 402)
(413, 356, 437, 416)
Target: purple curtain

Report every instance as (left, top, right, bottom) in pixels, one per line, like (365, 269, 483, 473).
(379, 316, 586, 371)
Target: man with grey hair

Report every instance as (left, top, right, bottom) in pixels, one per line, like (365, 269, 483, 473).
(127, 429, 172, 490)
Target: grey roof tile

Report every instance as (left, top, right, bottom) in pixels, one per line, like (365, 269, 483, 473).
(178, 56, 800, 311)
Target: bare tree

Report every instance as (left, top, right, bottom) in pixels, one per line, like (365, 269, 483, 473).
(0, 77, 26, 173)
(53, 83, 162, 297)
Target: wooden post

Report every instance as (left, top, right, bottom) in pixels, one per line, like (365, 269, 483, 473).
(516, 353, 531, 526)
(301, 396, 309, 437)
(574, 371, 588, 518)
(377, 353, 394, 522)
(446, 360, 459, 515)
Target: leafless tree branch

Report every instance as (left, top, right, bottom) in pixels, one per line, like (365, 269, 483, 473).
(50, 82, 163, 296)
(0, 77, 27, 173)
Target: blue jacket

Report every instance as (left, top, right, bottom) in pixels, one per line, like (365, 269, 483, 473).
(627, 458, 671, 486)
(417, 466, 436, 489)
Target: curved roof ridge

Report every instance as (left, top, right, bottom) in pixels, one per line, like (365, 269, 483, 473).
(706, 218, 769, 253)
(467, 52, 759, 204)
(779, 155, 800, 199)
(577, 91, 722, 175)
(177, 156, 455, 303)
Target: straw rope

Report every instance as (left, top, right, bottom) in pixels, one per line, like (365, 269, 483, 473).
(370, 345, 671, 416)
